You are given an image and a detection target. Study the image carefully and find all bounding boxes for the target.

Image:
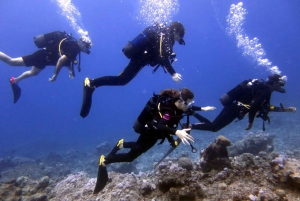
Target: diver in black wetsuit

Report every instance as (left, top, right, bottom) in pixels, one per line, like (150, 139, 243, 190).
(80, 22, 186, 118)
(93, 88, 195, 194)
(0, 31, 91, 103)
(191, 74, 287, 132)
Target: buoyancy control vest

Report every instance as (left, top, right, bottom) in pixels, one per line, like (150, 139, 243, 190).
(33, 31, 81, 76)
(137, 93, 173, 126)
(135, 93, 179, 146)
(220, 79, 265, 106)
(34, 31, 71, 48)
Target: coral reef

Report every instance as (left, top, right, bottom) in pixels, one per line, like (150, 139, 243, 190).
(0, 176, 53, 201)
(48, 152, 300, 201)
(1, 132, 300, 200)
(199, 135, 231, 172)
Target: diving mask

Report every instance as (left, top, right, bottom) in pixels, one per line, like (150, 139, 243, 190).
(180, 91, 195, 109)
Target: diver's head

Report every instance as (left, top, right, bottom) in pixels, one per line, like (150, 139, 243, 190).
(159, 88, 194, 111)
(169, 22, 185, 45)
(175, 88, 195, 111)
(266, 74, 287, 93)
(77, 37, 92, 54)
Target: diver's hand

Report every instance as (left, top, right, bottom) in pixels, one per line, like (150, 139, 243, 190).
(49, 75, 57, 82)
(245, 123, 253, 130)
(175, 128, 194, 145)
(201, 106, 217, 111)
(172, 73, 182, 83)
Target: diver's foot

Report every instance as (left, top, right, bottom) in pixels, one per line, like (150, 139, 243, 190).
(85, 77, 91, 87)
(80, 78, 95, 118)
(9, 77, 16, 85)
(98, 155, 106, 167)
(116, 139, 124, 150)
(9, 77, 21, 104)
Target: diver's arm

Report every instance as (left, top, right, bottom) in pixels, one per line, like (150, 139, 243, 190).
(49, 55, 68, 82)
(245, 110, 256, 130)
(165, 61, 182, 83)
(245, 100, 263, 130)
(156, 113, 177, 134)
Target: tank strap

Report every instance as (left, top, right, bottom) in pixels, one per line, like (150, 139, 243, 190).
(58, 38, 67, 56)
(237, 101, 250, 109)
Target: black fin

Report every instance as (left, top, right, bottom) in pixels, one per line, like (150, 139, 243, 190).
(10, 80, 21, 104)
(80, 80, 95, 118)
(93, 166, 108, 194)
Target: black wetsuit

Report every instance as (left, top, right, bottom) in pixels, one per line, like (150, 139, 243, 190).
(105, 97, 183, 164)
(22, 40, 80, 69)
(90, 23, 177, 88)
(192, 80, 272, 132)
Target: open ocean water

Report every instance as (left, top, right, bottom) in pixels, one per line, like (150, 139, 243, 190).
(0, 0, 299, 167)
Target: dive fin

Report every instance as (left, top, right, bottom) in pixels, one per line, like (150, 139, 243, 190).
(9, 78, 21, 104)
(93, 165, 108, 194)
(269, 105, 296, 113)
(80, 78, 95, 118)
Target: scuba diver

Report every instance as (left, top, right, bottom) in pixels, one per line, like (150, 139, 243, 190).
(93, 88, 216, 194)
(0, 31, 92, 103)
(191, 74, 295, 132)
(80, 22, 186, 118)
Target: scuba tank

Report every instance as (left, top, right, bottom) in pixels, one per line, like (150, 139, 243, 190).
(122, 25, 156, 59)
(34, 31, 68, 48)
(122, 31, 149, 59)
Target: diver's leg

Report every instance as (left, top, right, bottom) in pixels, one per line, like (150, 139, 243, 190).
(193, 113, 212, 124)
(93, 134, 156, 194)
(9, 66, 41, 104)
(13, 66, 42, 84)
(0, 52, 25, 66)
(192, 105, 238, 132)
(80, 59, 146, 118)
(91, 59, 146, 87)
(105, 134, 157, 164)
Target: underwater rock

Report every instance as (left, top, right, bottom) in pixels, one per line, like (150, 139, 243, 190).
(109, 162, 138, 174)
(47, 152, 300, 201)
(0, 157, 14, 172)
(0, 175, 54, 200)
(139, 178, 156, 196)
(31, 176, 50, 194)
(158, 164, 188, 193)
(200, 135, 231, 172)
(228, 132, 275, 157)
(271, 154, 287, 168)
(16, 176, 29, 188)
(177, 157, 193, 171)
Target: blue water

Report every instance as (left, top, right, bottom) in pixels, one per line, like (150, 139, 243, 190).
(0, 0, 299, 158)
